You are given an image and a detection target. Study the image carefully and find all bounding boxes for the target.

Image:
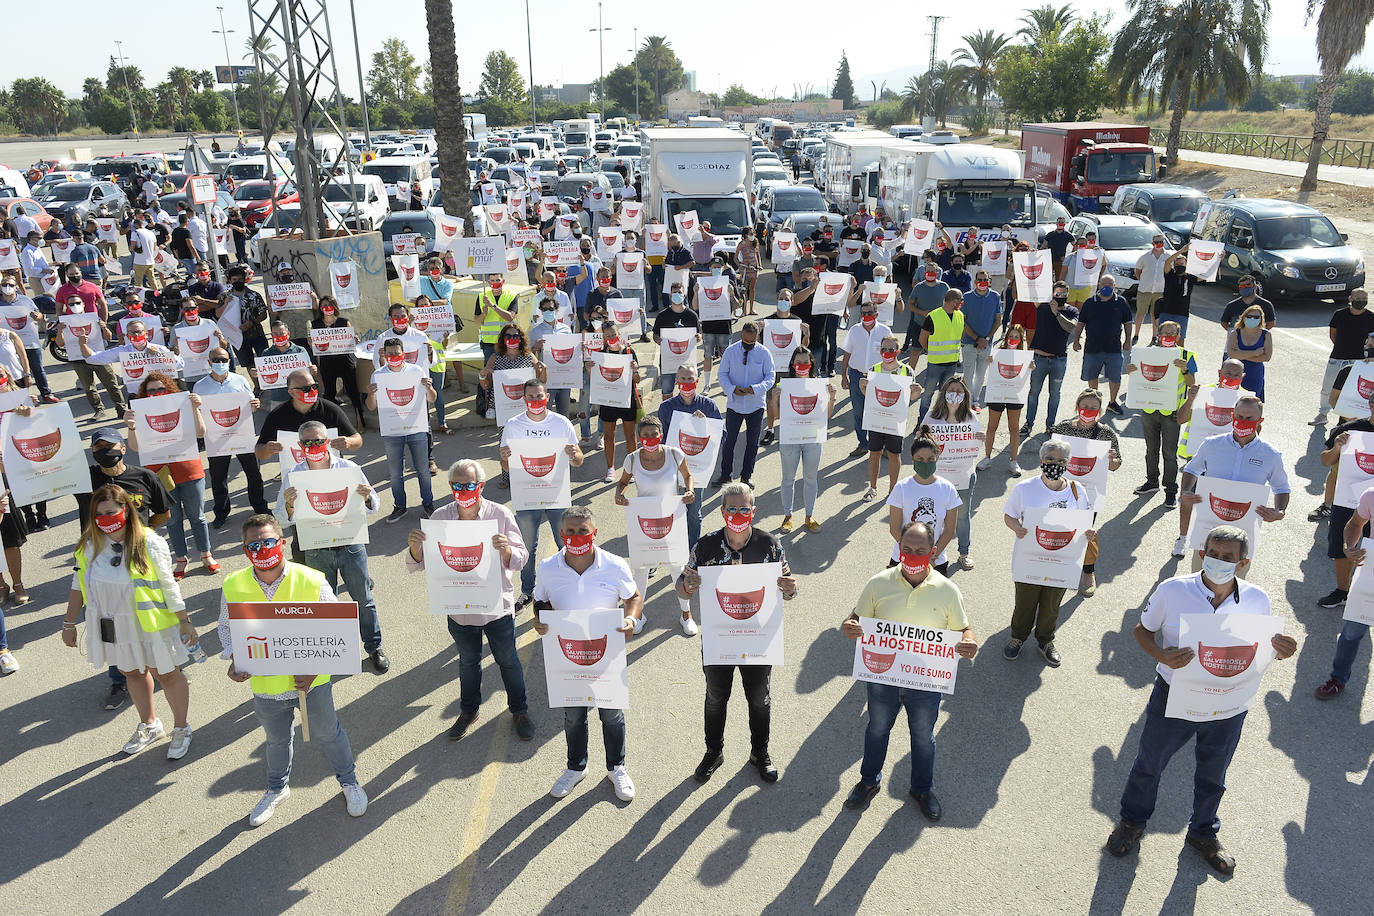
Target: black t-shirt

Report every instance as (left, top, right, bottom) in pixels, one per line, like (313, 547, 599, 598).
(664, 247, 694, 268)
(849, 260, 876, 285)
(1326, 417, 1374, 450)
(1029, 302, 1080, 357)
(310, 317, 357, 366)
(813, 240, 838, 261)
(686, 527, 786, 569)
(1159, 270, 1194, 316)
(77, 463, 173, 528)
(170, 227, 195, 260)
(840, 226, 867, 241)
(653, 306, 699, 336)
(1220, 295, 1275, 329)
(256, 397, 359, 445)
(1328, 306, 1374, 360)
(1043, 229, 1074, 263)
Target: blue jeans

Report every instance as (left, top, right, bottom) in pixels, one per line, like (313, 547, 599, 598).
(431, 369, 447, 428)
(550, 387, 571, 419)
(302, 543, 382, 652)
(252, 682, 358, 792)
(516, 507, 564, 596)
(446, 614, 528, 715)
(920, 361, 962, 419)
(165, 477, 211, 558)
(859, 682, 942, 793)
(847, 367, 868, 449)
(647, 263, 665, 313)
(775, 271, 794, 295)
(686, 488, 703, 547)
(384, 432, 434, 510)
(1118, 678, 1247, 836)
(956, 472, 977, 556)
(564, 706, 626, 772)
(720, 407, 764, 482)
(24, 346, 51, 397)
(1024, 354, 1068, 430)
(780, 442, 822, 516)
(0, 601, 7, 650)
(1329, 618, 1371, 685)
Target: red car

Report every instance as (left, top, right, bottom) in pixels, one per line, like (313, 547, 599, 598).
(232, 178, 299, 227)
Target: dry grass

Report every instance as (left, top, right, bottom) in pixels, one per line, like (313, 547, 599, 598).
(1167, 161, 1374, 222)
(1101, 108, 1374, 140)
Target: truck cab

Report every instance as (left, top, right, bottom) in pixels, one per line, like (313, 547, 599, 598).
(1069, 142, 1161, 212)
(1021, 122, 1163, 215)
(643, 127, 753, 257)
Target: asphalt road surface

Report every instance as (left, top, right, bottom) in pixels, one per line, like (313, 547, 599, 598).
(2, 156, 1371, 916)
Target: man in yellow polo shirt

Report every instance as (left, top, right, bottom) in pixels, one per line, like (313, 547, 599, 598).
(841, 521, 978, 820)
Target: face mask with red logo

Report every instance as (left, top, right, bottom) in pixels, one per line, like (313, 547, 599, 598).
(724, 508, 754, 533)
(1218, 373, 1242, 390)
(297, 387, 319, 405)
(1160, 334, 1178, 347)
(391, 317, 409, 331)
(1232, 417, 1259, 438)
(861, 314, 876, 328)
(794, 362, 811, 377)
(303, 442, 329, 463)
(597, 279, 611, 289)
(1078, 407, 1100, 425)
(525, 397, 547, 413)
(880, 348, 898, 361)
(543, 283, 556, 295)
(247, 541, 284, 570)
(640, 435, 662, 451)
(272, 334, 290, 347)
(678, 381, 698, 395)
(430, 270, 442, 278)
(564, 531, 595, 556)
(384, 353, 405, 369)
(129, 332, 148, 345)
(95, 508, 126, 535)
(322, 305, 337, 316)
(975, 281, 989, 292)
(899, 551, 930, 579)
(185, 307, 199, 320)
(453, 483, 483, 509)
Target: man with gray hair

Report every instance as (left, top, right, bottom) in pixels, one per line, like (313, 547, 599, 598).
(407, 458, 533, 742)
(1106, 526, 1297, 873)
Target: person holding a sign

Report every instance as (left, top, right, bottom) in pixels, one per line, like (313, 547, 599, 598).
(1002, 440, 1097, 667)
(310, 298, 365, 431)
(657, 364, 721, 547)
(1048, 389, 1123, 595)
(1155, 252, 1195, 341)
(978, 325, 1030, 476)
(367, 338, 437, 522)
(1313, 395, 1374, 609)
(840, 302, 892, 458)
(1225, 304, 1271, 403)
(960, 270, 1003, 409)
(1072, 275, 1134, 415)
(1020, 282, 1080, 438)
(1131, 233, 1174, 345)
(479, 324, 547, 429)
(0, 279, 57, 403)
(186, 262, 226, 317)
(169, 298, 228, 388)
(80, 318, 184, 399)
(194, 347, 271, 527)
(760, 290, 809, 447)
(912, 289, 966, 420)
(858, 337, 924, 501)
(255, 322, 314, 407)
(1314, 289, 1374, 427)
(1175, 396, 1289, 564)
(714, 322, 775, 490)
(651, 283, 700, 397)
(533, 505, 642, 802)
(473, 275, 519, 418)
(218, 514, 369, 825)
(778, 349, 834, 533)
(921, 375, 981, 565)
(255, 369, 362, 462)
(218, 265, 271, 393)
(1064, 233, 1104, 307)
(676, 483, 797, 783)
(62, 484, 197, 760)
(888, 429, 962, 576)
(841, 521, 978, 817)
(1126, 321, 1198, 510)
(592, 322, 642, 483)
(1106, 526, 1296, 872)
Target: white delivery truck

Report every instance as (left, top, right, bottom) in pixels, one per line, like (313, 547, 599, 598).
(564, 118, 596, 148)
(643, 127, 754, 257)
(823, 130, 905, 215)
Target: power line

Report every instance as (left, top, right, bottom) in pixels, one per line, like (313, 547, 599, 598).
(927, 15, 945, 75)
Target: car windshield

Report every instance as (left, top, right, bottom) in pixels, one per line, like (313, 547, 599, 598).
(666, 197, 749, 237)
(939, 190, 1034, 227)
(91, 161, 137, 179)
(486, 148, 516, 164)
(234, 182, 275, 200)
(1255, 215, 1344, 250)
(530, 159, 560, 172)
(1085, 151, 1155, 184)
(556, 176, 600, 198)
(1150, 196, 1202, 223)
(605, 173, 625, 188)
(323, 184, 372, 202)
(382, 218, 435, 241)
(1097, 224, 1159, 249)
(44, 185, 90, 201)
(787, 216, 824, 238)
(364, 165, 412, 183)
(771, 189, 824, 212)
(1037, 196, 1070, 223)
(227, 162, 267, 179)
(755, 169, 788, 184)
(616, 145, 642, 156)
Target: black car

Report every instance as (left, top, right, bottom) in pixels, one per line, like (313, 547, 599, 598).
(39, 180, 129, 223)
(758, 185, 825, 246)
(1111, 183, 1209, 248)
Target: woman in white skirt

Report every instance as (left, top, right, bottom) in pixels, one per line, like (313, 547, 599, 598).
(613, 414, 697, 636)
(61, 484, 198, 759)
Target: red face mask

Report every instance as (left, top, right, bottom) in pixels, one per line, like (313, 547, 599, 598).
(975, 281, 989, 292)
(597, 279, 611, 289)
(1232, 418, 1258, 438)
(148, 388, 170, 397)
(724, 509, 754, 533)
(794, 362, 811, 377)
(454, 483, 483, 509)
(322, 306, 337, 316)
(525, 397, 547, 413)
(297, 388, 319, 405)
(490, 281, 504, 293)
(640, 435, 662, 451)
(184, 308, 199, 320)
(1160, 335, 1178, 347)
(503, 335, 521, 348)
(0, 372, 9, 387)
(129, 332, 148, 345)
(95, 508, 126, 535)
(272, 334, 289, 347)
(924, 271, 938, 282)
(1007, 337, 1022, 348)
(1218, 374, 1241, 390)
(1153, 242, 1164, 250)
(385, 354, 405, 369)
(880, 348, 898, 360)
(303, 442, 329, 463)
(605, 336, 621, 349)
(1078, 408, 1100, 424)
(543, 284, 556, 294)
(429, 270, 442, 278)
(196, 272, 210, 281)
(565, 531, 595, 556)
(899, 551, 930, 579)
(247, 541, 284, 570)
(678, 381, 697, 395)
(391, 318, 409, 331)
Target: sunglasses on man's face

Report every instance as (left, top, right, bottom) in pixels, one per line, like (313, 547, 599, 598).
(722, 506, 753, 517)
(245, 537, 282, 551)
(292, 384, 320, 393)
(451, 482, 481, 492)
(299, 438, 329, 448)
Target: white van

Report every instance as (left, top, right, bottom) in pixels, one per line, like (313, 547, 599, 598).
(0, 168, 32, 199)
(317, 173, 390, 231)
(226, 155, 294, 183)
(362, 155, 434, 209)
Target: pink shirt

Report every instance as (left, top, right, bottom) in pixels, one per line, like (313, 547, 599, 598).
(406, 497, 528, 625)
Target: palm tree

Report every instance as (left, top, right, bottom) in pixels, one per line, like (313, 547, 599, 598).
(1110, 0, 1269, 166)
(424, 0, 473, 236)
(167, 67, 195, 116)
(639, 35, 674, 108)
(953, 29, 1011, 111)
(82, 78, 106, 109)
(900, 63, 970, 126)
(1017, 4, 1076, 44)
(195, 70, 215, 92)
(1301, 0, 1374, 191)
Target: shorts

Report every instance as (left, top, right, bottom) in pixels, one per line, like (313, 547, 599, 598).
(1081, 351, 1124, 383)
(1329, 505, 1368, 559)
(1009, 301, 1037, 334)
(703, 332, 732, 359)
(985, 401, 1022, 413)
(600, 403, 638, 424)
(867, 432, 906, 454)
(1069, 285, 1095, 303)
(1135, 290, 1161, 319)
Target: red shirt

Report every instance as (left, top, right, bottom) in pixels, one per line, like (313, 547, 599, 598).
(55, 280, 107, 320)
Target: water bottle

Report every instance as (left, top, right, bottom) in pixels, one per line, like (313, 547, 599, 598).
(183, 634, 207, 664)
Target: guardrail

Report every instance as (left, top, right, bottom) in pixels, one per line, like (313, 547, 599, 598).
(1147, 128, 1374, 169)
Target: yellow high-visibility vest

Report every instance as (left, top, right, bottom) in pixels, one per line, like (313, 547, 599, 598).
(223, 562, 331, 696)
(926, 308, 964, 365)
(75, 542, 177, 633)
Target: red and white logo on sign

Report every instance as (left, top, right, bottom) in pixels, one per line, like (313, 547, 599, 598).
(678, 432, 709, 456)
(386, 387, 415, 407)
(1068, 455, 1096, 476)
(501, 382, 527, 400)
(637, 516, 674, 540)
(559, 634, 607, 666)
(438, 542, 483, 573)
(1020, 263, 1043, 280)
(551, 347, 575, 364)
(10, 430, 60, 462)
(1034, 527, 1076, 550)
(259, 370, 279, 386)
(187, 337, 210, 354)
(5, 316, 26, 331)
(1208, 494, 1251, 522)
(305, 488, 349, 515)
(335, 271, 352, 288)
(1197, 641, 1258, 677)
(1141, 363, 1169, 382)
(822, 281, 844, 296)
(1205, 403, 1234, 426)
(599, 365, 624, 382)
(862, 647, 897, 674)
(874, 387, 901, 408)
(717, 587, 766, 620)
(997, 359, 1024, 379)
(666, 338, 690, 355)
(211, 407, 241, 427)
(770, 331, 794, 349)
(1195, 249, 1216, 261)
(1356, 452, 1374, 474)
(789, 394, 818, 414)
(145, 410, 180, 433)
(702, 285, 723, 301)
(519, 454, 556, 478)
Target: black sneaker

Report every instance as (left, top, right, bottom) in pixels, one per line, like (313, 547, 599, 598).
(421, 502, 436, 518)
(1106, 819, 1144, 857)
(369, 649, 391, 673)
(848, 445, 867, 458)
(385, 507, 407, 524)
(694, 751, 724, 783)
(750, 752, 779, 783)
(1162, 492, 1178, 510)
(1039, 641, 1062, 668)
(1002, 637, 1024, 660)
(1107, 401, 1124, 415)
(760, 429, 776, 446)
(448, 710, 479, 740)
(1133, 481, 1159, 495)
(211, 516, 230, 530)
(1018, 422, 1032, 437)
(103, 681, 129, 710)
(1317, 589, 1348, 609)
(1308, 504, 1332, 521)
(512, 712, 534, 741)
(844, 780, 879, 810)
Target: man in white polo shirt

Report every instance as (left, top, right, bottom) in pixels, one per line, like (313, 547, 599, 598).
(1105, 526, 1297, 874)
(533, 505, 641, 802)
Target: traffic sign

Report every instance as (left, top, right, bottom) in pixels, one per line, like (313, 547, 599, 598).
(187, 175, 217, 206)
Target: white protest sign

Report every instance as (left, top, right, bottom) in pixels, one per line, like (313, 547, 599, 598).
(982, 240, 1007, 275)
(393, 254, 421, 299)
(862, 372, 912, 436)
(675, 210, 702, 243)
(930, 418, 982, 490)
(838, 238, 863, 269)
(484, 203, 511, 233)
(1344, 538, 1374, 626)
(450, 237, 506, 275)
(617, 251, 645, 290)
(771, 232, 797, 268)
(1335, 362, 1374, 419)
(199, 391, 257, 458)
(542, 609, 629, 709)
(1050, 435, 1112, 512)
(1, 403, 89, 504)
(227, 601, 362, 676)
(658, 327, 696, 375)
(864, 282, 899, 326)
(412, 304, 455, 344)
(625, 495, 688, 568)
(1186, 240, 1224, 282)
(493, 366, 536, 426)
(433, 215, 465, 252)
(585, 186, 611, 212)
(1126, 346, 1181, 411)
(903, 219, 936, 253)
(421, 518, 503, 616)
(852, 617, 962, 696)
(255, 350, 311, 390)
(117, 348, 180, 394)
(668, 412, 724, 481)
(542, 333, 582, 389)
(1013, 250, 1053, 301)
(95, 219, 119, 243)
(1165, 613, 1283, 722)
(503, 248, 526, 285)
(763, 319, 801, 366)
(1181, 386, 1241, 455)
(59, 314, 104, 359)
(266, 282, 314, 312)
(0, 240, 18, 270)
(554, 214, 578, 240)
(309, 324, 358, 358)
(589, 352, 633, 408)
(663, 264, 689, 294)
(983, 349, 1032, 405)
(132, 392, 198, 463)
(700, 563, 784, 666)
(644, 224, 668, 257)
(508, 438, 572, 511)
(620, 202, 645, 230)
(1336, 431, 1374, 509)
(1011, 506, 1093, 589)
(695, 277, 732, 321)
(539, 200, 558, 221)
(375, 370, 428, 436)
(811, 272, 852, 316)
(176, 323, 217, 377)
(1072, 248, 1103, 288)
(1187, 477, 1270, 554)
(392, 233, 422, 256)
(780, 377, 829, 445)
(290, 466, 369, 549)
(50, 238, 73, 263)
(0, 305, 39, 350)
(596, 226, 624, 262)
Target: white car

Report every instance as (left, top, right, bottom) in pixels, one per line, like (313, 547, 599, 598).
(926, 130, 961, 145)
(1066, 213, 1168, 297)
(753, 177, 792, 204)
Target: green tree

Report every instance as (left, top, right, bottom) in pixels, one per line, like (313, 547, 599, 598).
(605, 64, 653, 118)
(11, 77, 68, 134)
(721, 84, 766, 107)
(1311, 68, 1374, 115)
(1302, 0, 1374, 189)
(833, 52, 856, 109)
(166, 66, 196, 116)
(1017, 3, 1076, 43)
(106, 58, 143, 94)
(192, 90, 229, 132)
(638, 35, 684, 115)
(953, 30, 1011, 113)
(82, 78, 105, 109)
(479, 50, 527, 104)
(424, 0, 473, 235)
(1110, 0, 1270, 166)
(900, 63, 969, 126)
(996, 18, 1112, 122)
(367, 37, 422, 107)
(91, 98, 131, 134)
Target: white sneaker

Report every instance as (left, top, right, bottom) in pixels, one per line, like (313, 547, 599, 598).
(609, 764, 636, 801)
(604, 468, 616, 483)
(680, 615, 698, 636)
(862, 486, 877, 501)
(1171, 535, 1188, 559)
(976, 457, 992, 471)
(1009, 461, 1022, 478)
(550, 767, 587, 798)
(0, 651, 17, 675)
(248, 786, 290, 827)
(123, 719, 165, 755)
(633, 614, 646, 635)
(485, 407, 496, 420)
(166, 726, 193, 761)
(342, 782, 368, 817)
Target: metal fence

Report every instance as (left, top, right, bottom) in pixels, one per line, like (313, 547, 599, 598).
(1148, 128, 1374, 169)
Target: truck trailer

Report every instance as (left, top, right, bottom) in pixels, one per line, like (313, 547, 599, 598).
(642, 127, 754, 256)
(1021, 122, 1162, 214)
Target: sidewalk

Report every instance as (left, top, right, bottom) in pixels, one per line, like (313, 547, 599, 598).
(1172, 148, 1374, 189)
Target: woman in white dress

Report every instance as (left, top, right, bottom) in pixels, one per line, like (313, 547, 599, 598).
(61, 484, 198, 760)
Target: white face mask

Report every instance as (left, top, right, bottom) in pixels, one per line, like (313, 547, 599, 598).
(1200, 555, 1238, 584)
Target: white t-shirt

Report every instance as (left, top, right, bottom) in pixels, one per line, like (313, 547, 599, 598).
(1003, 475, 1091, 521)
(1140, 573, 1271, 684)
(841, 321, 892, 375)
(188, 216, 209, 253)
(621, 446, 686, 498)
(500, 410, 576, 447)
(142, 179, 161, 203)
(533, 547, 637, 611)
(886, 475, 962, 564)
(130, 228, 158, 266)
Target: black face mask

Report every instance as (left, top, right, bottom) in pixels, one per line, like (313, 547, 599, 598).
(1053, 294, 1069, 304)
(232, 280, 246, 290)
(94, 448, 124, 469)
(1173, 264, 1186, 273)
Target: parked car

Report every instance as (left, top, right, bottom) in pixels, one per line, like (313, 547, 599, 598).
(485, 146, 519, 165)
(1111, 183, 1210, 248)
(233, 178, 300, 228)
(555, 172, 612, 201)
(318, 174, 390, 231)
(32, 170, 91, 196)
(1190, 197, 1366, 301)
(162, 172, 191, 193)
(158, 189, 235, 219)
(926, 130, 960, 145)
(1066, 212, 1168, 299)
(380, 213, 437, 266)
(39, 180, 129, 224)
(759, 185, 826, 246)
(782, 212, 832, 245)
(3, 198, 55, 234)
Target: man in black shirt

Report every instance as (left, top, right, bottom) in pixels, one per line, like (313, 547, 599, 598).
(840, 216, 867, 242)
(170, 213, 197, 273)
(1218, 273, 1276, 331)
(676, 482, 797, 784)
(1317, 289, 1374, 426)
(651, 282, 700, 396)
(1043, 217, 1074, 281)
(186, 262, 226, 315)
(813, 227, 839, 265)
(1021, 281, 1081, 436)
(1156, 253, 1194, 340)
(849, 245, 876, 286)
(255, 368, 363, 461)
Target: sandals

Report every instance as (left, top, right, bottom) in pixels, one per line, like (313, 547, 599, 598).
(0, 581, 11, 604)
(173, 558, 189, 580)
(1105, 820, 1143, 857)
(1186, 832, 1235, 875)
(434, 425, 454, 436)
(11, 584, 27, 605)
(201, 553, 221, 574)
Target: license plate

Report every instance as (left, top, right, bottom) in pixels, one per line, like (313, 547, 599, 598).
(1316, 283, 1346, 292)
(1098, 195, 1114, 204)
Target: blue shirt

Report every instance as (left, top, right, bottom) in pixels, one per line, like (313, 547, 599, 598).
(960, 289, 1002, 339)
(1184, 432, 1290, 494)
(657, 391, 723, 432)
(1077, 293, 1134, 353)
(941, 268, 972, 293)
(420, 275, 454, 302)
(567, 260, 596, 311)
(1029, 303, 1080, 358)
(717, 341, 776, 414)
(70, 242, 103, 281)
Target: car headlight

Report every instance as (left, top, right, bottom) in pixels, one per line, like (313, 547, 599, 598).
(1165, 231, 1183, 247)
(1112, 265, 1133, 278)
(1356, 257, 1365, 274)
(1278, 265, 1301, 279)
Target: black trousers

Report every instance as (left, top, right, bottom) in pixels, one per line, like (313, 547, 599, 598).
(320, 358, 363, 413)
(207, 452, 270, 521)
(704, 664, 771, 756)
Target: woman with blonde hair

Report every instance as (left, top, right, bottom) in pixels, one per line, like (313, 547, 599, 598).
(61, 484, 198, 759)
(1226, 303, 1271, 402)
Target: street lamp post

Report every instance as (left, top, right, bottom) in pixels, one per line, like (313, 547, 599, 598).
(348, 0, 372, 150)
(589, 2, 611, 120)
(114, 40, 138, 135)
(214, 6, 243, 135)
(628, 28, 639, 122)
(525, 0, 537, 129)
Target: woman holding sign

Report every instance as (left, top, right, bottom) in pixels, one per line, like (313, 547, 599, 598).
(593, 321, 641, 483)
(310, 297, 365, 431)
(778, 348, 834, 533)
(124, 372, 217, 580)
(61, 484, 197, 760)
(859, 336, 922, 501)
(1226, 304, 1271, 403)
(1048, 389, 1122, 596)
(479, 324, 547, 445)
(979, 325, 1029, 477)
(922, 374, 980, 568)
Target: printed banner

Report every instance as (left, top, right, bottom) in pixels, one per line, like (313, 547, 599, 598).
(493, 366, 537, 427)
(199, 390, 257, 458)
(433, 215, 465, 253)
(695, 277, 732, 321)
(290, 466, 369, 549)
(1050, 435, 1112, 513)
(226, 601, 362, 676)
(266, 282, 313, 312)
(617, 251, 645, 289)
(50, 238, 73, 263)
(663, 264, 689, 294)
(0, 403, 90, 505)
(449, 237, 506, 275)
(412, 304, 456, 344)
(667, 412, 724, 481)
(658, 327, 696, 375)
(610, 299, 642, 336)
(1335, 361, 1374, 420)
(59, 314, 104, 360)
(375, 371, 428, 436)
(625, 495, 689, 568)
(903, 219, 936, 253)
(255, 350, 311, 390)
(393, 254, 421, 299)
(1126, 346, 1181, 411)
(1165, 613, 1283, 721)
(508, 437, 572, 511)
(542, 239, 580, 268)
(675, 210, 702, 243)
(1186, 240, 1224, 282)
(642, 223, 668, 257)
(1187, 477, 1270, 554)
(837, 238, 863, 269)
(982, 241, 1007, 276)
(862, 371, 912, 436)
(771, 232, 797, 268)
(392, 233, 422, 256)
(983, 349, 1032, 405)
(1181, 386, 1241, 455)
(779, 377, 829, 445)
(588, 352, 632, 408)
(504, 248, 526, 285)
(811, 272, 852, 316)
(1012, 250, 1052, 301)
(1344, 537, 1374, 626)
(0, 240, 18, 270)
(117, 348, 180, 393)
(763, 318, 801, 366)
(596, 226, 624, 262)
(1010, 506, 1093, 588)
(309, 324, 358, 358)
(1336, 430, 1374, 509)
(700, 562, 784, 666)
(95, 219, 119, 243)
(421, 518, 503, 615)
(619, 202, 645, 231)
(851, 617, 962, 695)
(542, 333, 582, 389)
(175, 323, 217, 377)
(1072, 248, 1103, 288)
(864, 282, 899, 326)
(585, 186, 611, 212)
(132, 392, 198, 464)
(542, 608, 630, 709)
(930, 418, 982, 490)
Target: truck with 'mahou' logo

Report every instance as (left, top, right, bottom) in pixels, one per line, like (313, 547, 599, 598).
(1020, 122, 1163, 215)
